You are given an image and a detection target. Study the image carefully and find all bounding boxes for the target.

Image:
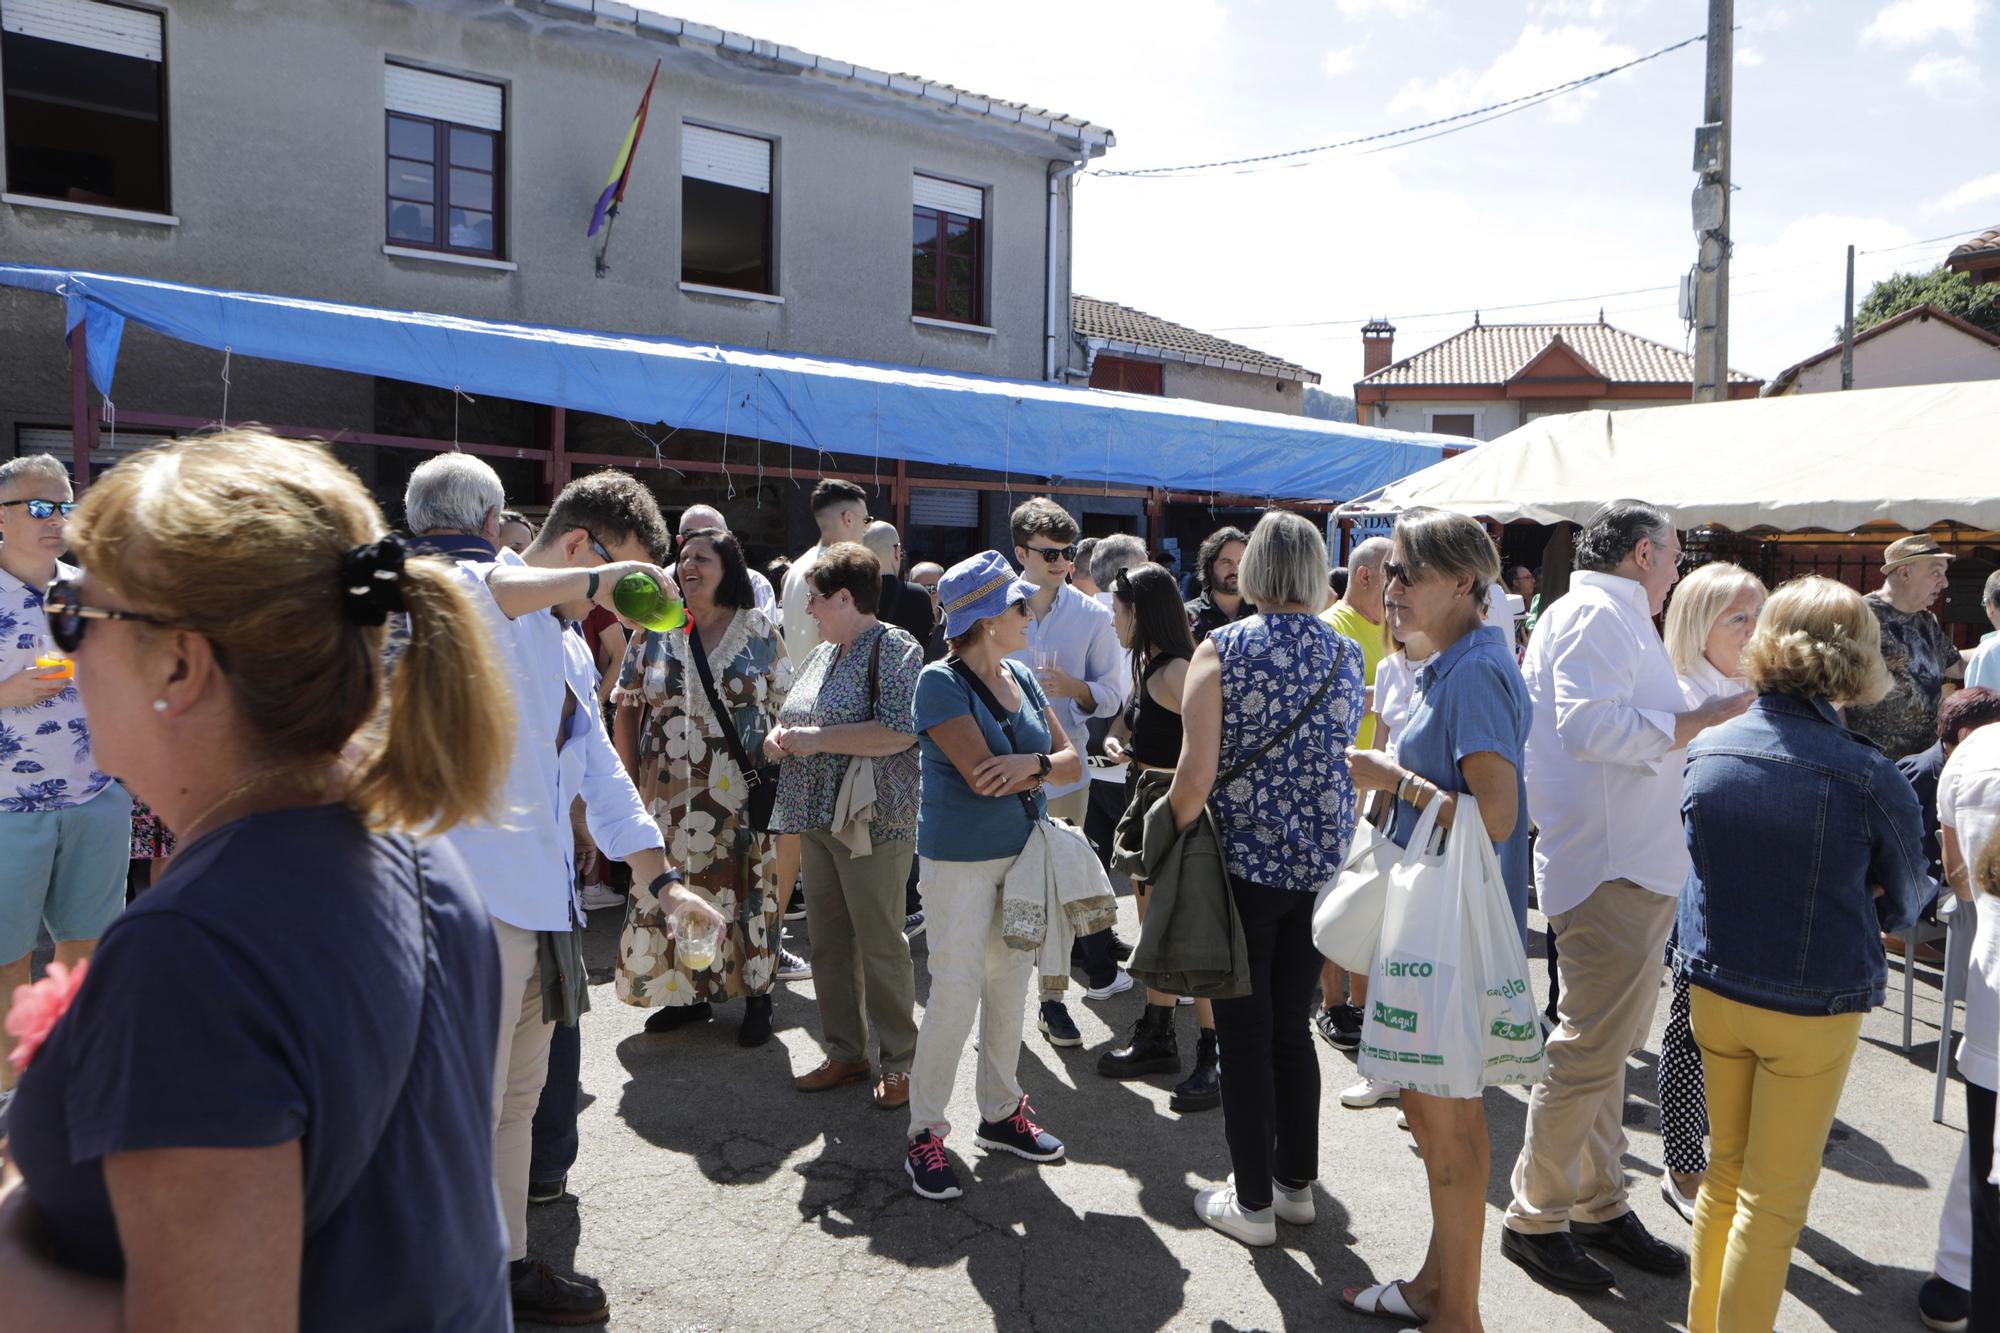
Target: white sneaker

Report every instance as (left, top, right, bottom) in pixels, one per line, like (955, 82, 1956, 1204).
(579, 884, 625, 912)
(1230, 1173, 1313, 1225)
(1396, 1108, 1410, 1131)
(1339, 1077, 1401, 1109)
(777, 948, 811, 982)
(1083, 970, 1134, 1000)
(1192, 1176, 1272, 1240)
(1193, 1182, 1277, 1247)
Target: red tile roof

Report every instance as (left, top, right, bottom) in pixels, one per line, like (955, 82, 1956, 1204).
(1949, 226, 2000, 261)
(1357, 321, 1758, 388)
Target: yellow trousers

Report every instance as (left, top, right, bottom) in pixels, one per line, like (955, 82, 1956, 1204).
(1687, 987, 1862, 1333)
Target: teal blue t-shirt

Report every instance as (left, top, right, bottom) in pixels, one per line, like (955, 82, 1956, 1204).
(915, 658, 1051, 862)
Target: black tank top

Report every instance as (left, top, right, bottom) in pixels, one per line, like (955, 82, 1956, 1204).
(1125, 653, 1188, 768)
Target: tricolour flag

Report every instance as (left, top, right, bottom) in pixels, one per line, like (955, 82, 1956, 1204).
(588, 59, 661, 237)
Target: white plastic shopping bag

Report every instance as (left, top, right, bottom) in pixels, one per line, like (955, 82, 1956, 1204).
(1357, 794, 1546, 1097)
(1312, 794, 1396, 974)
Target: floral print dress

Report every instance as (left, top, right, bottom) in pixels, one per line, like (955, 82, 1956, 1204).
(614, 608, 790, 1008)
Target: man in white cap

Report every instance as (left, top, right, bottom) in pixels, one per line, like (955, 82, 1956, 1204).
(1847, 534, 1964, 761)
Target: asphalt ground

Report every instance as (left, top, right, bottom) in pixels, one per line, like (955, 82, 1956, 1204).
(528, 891, 1967, 1333)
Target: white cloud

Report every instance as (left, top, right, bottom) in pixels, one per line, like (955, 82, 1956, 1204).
(1739, 45, 1766, 66)
(1860, 0, 1984, 47)
(1390, 25, 1636, 125)
(1336, 0, 1428, 17)
(1909, 52, 1983, 101)
(1742, 4, 1796, 31)
(1928, 171, 2000, 215)
(1324, 45, 1360, 75)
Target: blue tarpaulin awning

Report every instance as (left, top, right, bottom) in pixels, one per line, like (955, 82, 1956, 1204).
(1, 264, 1456, 502)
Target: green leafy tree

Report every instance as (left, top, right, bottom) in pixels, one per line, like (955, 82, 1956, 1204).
(1840, 266, 2000, 341)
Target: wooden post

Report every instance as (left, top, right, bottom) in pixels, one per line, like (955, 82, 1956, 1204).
(542, 406, 569, 499)
(893, 459, 910, 537)
(68, 320, 98, 490)
(1145, 487, 1165, 553)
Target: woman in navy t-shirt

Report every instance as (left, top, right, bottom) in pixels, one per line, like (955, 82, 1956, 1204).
(0, 432, 516, 1331)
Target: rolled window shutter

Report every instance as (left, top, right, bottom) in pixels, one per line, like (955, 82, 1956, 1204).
(682, 125, 770, 193)
(385, 63, 503, 131)
(3, 0, 162, 61)
(913, 174, 982, 221)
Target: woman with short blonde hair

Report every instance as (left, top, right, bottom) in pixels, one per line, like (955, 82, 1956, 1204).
(1, 431, 518, 1329)
(1674, 576, 1926, 1332)
(1666, 562, 1768, 679)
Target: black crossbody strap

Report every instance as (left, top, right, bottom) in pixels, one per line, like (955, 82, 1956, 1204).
(688, 620, 762, 789)
(948, 656, 1039, 821)
(1213, 662, 1337, 789)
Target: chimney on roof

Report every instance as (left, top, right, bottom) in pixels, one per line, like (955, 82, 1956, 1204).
(1362, 318, 1396, 376)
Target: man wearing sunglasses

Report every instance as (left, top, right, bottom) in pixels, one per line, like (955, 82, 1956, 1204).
(1007, 497, 1130, 1047)
(0, 454, 135, 1110)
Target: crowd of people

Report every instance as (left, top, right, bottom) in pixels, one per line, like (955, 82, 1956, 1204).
(0, 435, 1993, 1332)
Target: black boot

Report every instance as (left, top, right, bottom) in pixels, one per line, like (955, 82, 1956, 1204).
(737, 995, 773, 1047)
(644, 1000, 711, 1034)
(1170, 1028, 1221, 1113)
(1096, 1004, 1180, 1079)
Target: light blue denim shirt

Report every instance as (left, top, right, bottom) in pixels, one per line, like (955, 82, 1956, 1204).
(1674, 692, 1933, 1016)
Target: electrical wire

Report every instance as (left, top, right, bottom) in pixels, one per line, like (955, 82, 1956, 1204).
(1091, 32, 1706, 179)
(1206, 226, 1996, 335)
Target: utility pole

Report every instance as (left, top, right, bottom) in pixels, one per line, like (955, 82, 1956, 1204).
(1841, 244, 1856, 390)
(1690, 0, 1733, 403)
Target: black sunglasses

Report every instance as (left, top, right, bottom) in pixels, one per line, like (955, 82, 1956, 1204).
(1382, 560, 1414, 587)
(43, 571, 171, 653)
(1027, 544, 1078, 564)
(2, 498, 78, 520)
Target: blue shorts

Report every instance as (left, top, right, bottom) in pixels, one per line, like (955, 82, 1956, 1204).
(0, 782, 134, 961)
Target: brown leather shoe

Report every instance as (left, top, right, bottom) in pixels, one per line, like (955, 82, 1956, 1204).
(795, 1058, 871, 1092)
(874, 1071, 910, 1109)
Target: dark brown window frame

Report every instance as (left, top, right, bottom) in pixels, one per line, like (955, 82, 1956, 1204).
(384, 106, 503, 259)
(912, 202, 985, 325)
(0, 0, 172, 215)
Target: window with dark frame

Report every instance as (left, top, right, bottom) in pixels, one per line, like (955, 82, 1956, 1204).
(1430, 413, 1478, 438)
(1, 0, 169, 214)
(383, 64, 503, 258)
(912, 175, 984, 325)
(681, 124, 774, 295)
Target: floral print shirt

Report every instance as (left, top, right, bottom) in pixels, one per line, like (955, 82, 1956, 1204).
(0, 561, 110, 812)
(1209, 612, 1364, 893)
(770, 624, 923, 842)
(1846, 591, 1962, 761)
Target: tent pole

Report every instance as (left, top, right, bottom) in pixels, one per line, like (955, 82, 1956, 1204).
(542, 405, 570, 499)
(893, 459, 910, 538)
(1146, 488, 1165, 553)
(69, 319, 97, 490)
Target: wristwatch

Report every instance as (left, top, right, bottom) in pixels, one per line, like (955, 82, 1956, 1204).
(1035, 753, 1052, 783)
(646, 869, 685, 897)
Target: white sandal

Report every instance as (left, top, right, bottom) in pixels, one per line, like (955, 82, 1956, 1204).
(1341, 1280, 1422, 1323)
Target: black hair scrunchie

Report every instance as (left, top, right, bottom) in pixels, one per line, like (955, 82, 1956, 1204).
(340, 535, 409, 626)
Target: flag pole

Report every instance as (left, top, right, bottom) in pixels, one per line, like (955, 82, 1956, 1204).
(594, 208, 619, 278)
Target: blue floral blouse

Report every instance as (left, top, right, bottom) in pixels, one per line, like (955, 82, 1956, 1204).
(1209, 612, 1364, 893)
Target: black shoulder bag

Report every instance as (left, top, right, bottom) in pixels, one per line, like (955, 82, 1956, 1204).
(948, 657, 1042, 823)
(689, 618, 782, 834)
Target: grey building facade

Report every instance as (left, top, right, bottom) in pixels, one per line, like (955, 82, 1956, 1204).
(0, 0, 1113, 561)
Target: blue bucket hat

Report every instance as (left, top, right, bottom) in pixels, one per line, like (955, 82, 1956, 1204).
(939, 550, 1037, 639)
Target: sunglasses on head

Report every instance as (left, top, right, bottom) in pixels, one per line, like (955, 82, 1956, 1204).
(42, 570, 171, 653)
(1027, 544, 1078, 564)
(2, 498, 77, 520)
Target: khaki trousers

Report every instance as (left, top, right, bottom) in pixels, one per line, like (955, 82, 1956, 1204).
(1505, 877, 1678, 1234)
(800, 831, 919, 1072)
(491, 918, 553, 1264)
(909, 854, 1037, 1138)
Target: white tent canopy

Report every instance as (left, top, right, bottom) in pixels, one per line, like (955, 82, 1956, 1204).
(1343, 379, 2000, 533)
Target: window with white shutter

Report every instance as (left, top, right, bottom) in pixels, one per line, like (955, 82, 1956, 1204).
(1, 0, 169, 212)
(681, 124, 775, 294)
(383, 62, 505, 257)
(912, 174, 985, 324)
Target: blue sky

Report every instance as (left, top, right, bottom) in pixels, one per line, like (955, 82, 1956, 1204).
(662, 0, 1991, 391)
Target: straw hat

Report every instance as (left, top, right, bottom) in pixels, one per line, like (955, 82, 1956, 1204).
(1882, 534, 1956, 574)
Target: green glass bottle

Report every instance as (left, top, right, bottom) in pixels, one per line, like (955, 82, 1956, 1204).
(612, 571, 687, 632)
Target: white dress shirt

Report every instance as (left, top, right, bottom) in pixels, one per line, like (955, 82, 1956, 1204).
(1522, 569, 1687, 917)
(780, 544, 824, 670)
(1010, 582, 1130, 800)
(441, 550, 662, 932)
(749, 568, 777, 619)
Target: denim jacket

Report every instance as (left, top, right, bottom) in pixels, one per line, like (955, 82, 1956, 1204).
(1672, 692, 1933, 1016)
